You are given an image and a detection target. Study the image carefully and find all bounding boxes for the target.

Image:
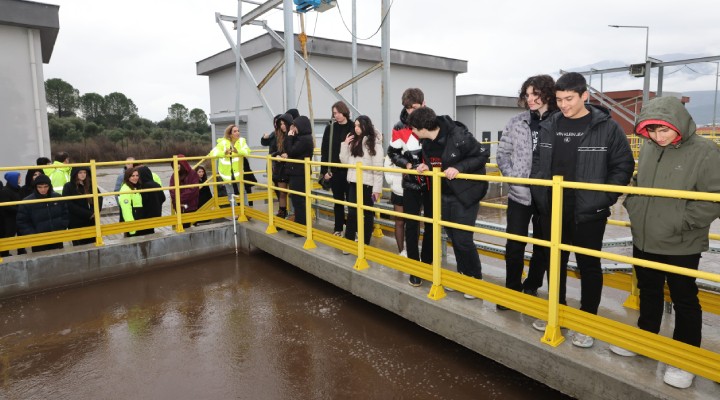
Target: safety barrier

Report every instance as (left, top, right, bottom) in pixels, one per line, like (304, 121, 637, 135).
(1, 152, 719, 383)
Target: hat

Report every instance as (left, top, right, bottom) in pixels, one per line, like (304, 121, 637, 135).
(292, 116, 312, 136)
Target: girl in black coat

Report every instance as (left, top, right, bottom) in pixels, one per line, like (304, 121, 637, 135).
(62, 166, 103, 246)
(136, 166, 165, 236)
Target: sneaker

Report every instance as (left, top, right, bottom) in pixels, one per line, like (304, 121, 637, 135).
(444, 286, 455, 292)
(408, 276, 422, 287)
(463, 293, 476, 300)
(663, 366, 694, 389)
(399, 249, 407, 258)
(609, 345, 637, 357)
(342, 249, 350, 255)
(523, 288, 538, 297)
(571, 332, 594, 348)
(496, 304, 510, 311)
(532, 319, 547, 332)
(333, 231, 343, 237)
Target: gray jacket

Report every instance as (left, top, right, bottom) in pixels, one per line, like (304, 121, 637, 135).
(497, 111, 533, 205)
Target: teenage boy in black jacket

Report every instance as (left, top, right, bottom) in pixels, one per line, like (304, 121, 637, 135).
(406, 106, 489, 298)
(16, 174, 69, 252)
(529, 72, 634, 347)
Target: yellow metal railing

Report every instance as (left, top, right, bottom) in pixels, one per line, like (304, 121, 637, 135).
(2, 152, 720, 383)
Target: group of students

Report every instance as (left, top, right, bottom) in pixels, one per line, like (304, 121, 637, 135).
(496, 72, 720, 389)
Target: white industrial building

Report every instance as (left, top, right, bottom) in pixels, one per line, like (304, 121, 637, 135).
(0, 0, 58, 167)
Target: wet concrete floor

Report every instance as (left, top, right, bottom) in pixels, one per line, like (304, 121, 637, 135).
(0, 252, 571, 400)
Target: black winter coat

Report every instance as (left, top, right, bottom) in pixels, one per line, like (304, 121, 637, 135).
(16, 191, 69, 235)
(421, 116, 489, 207)
(530, 104, 634, 223)
(284, 130, 315, 177)
(320, 120, 354, 175)
(0, 185, 22, 238)
(62, 181, 103, 229)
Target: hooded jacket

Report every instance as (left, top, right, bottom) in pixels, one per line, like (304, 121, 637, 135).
(1, 172, 23, 237)
(209, 134, 251, 182)
(138, 166, 165, 219)
(530, 104, 635, 223)
(62, 166, 103, 229)
(16, 175, 69, 235)
(43, 161, 71, 193)
(22, 169, 43, 198)
(169, 156, 200, 212)
(284, 116, 315, 177)
(387, 108, 427, 192)
(420, 116, 489, 207)
(624, 96, 720, 255)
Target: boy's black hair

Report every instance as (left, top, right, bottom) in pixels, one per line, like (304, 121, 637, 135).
(36, 157, 51, 165)
(406, 106, 439, 131)
(519, 74, 558, 111)
(401, 88, 424, 109)
(54, 151, 70, 163)
(555, 72, 587, 95)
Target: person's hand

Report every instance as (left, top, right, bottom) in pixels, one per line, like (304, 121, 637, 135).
(372, 192, 381, 202)
(406, 163, 413, 170)
(288, 126, 297, 136)
(445, 167, 460, 180)
(344, 133, 353, 144)
(416, 163, 429, 174)
(280, 153, 288, 159)
(324, 172, 332, 180)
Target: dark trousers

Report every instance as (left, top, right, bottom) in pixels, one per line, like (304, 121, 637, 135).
(442, 194, 482, 279)
(633, 247, 702, 347)
(537, 207, 606, 314)
(330, 170, 349, 233)
(345, 184, 374, 245)
(404, 188, 433, 264)
(289, 175, 306, 226)
(505, 198, 546, 291)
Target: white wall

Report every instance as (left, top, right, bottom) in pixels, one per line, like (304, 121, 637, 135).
(0, 25, 50, 168)
(456, 105, 523, 161)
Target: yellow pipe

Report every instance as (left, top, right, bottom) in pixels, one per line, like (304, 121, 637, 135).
(89, 160, 104, 246)
(172, 156, 185, 232)
(542, 175, 565, 347)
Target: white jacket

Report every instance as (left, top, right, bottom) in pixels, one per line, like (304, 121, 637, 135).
(340, 132, 385, 194)
(383, 155, 403, 196)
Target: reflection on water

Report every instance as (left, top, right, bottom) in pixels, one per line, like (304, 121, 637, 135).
(0, 253, 571, 399)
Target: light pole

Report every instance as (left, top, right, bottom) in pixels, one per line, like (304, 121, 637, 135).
(609, 25, 650, 104)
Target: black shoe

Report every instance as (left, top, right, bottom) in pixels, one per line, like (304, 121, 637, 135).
(292, 232, 302, 238)
(276, 208, 287, 219)
(497, 304, 510, 311)
(523, 288, 538, 297)
(408, 276, 422, 287)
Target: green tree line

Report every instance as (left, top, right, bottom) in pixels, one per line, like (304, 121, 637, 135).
(44, 78, 212, 162)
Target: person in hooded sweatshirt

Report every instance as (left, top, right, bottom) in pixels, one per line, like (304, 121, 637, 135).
(22, 169, 44, 198)
(136, 165, 165, 236)
(608, 96, 720, 389)
(1, 172, 25, 256)
(62, 166, 103, 246)
(283, 115, 315, 235)
(170, 155, 199, 228)
(529, 72, 635, 347)
(261, 112, 294, 218)
(43, 151, 72, 194)
(16, 174, 69, 252)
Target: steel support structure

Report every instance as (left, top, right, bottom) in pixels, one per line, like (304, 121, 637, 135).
(381, 0, 391, 149)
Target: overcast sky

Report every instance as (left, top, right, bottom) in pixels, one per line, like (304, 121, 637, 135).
(43, 0, 720, 122)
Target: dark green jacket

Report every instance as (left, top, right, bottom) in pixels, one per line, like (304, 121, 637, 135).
(624, 96, 720, 255)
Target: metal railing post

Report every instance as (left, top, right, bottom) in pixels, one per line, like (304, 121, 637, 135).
(428, 167, 446, 300)
(210, 155, 220, 209)
(172, 156, 185, 233)
(303, 157, 316, 249)
(353, 162, 369, 270)
(542, 175, 565, 346)
(89, 160, 104, 246)
(623, 268, 641, 310)
(237, 157, 248, 222)
(266, 154, 278, 234)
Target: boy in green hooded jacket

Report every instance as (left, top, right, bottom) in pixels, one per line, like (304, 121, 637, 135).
(611, 96, 720, 389)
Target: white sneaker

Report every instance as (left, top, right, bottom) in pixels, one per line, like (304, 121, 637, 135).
(609, 345, 636, 357)
(463, 293, 476, 300)
(444, 287, 455, 292)
(333, 231, 343, 237)
(664, 366, 694, 389)
(532, 319, 547, 332)
(399, 249, 407, 258)
(571, 332, 594, 348)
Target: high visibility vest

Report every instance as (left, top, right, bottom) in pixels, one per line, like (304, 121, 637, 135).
(118, 183, 143, 225)
(44, 161, 71, 193)
(210, 137, 251, 182)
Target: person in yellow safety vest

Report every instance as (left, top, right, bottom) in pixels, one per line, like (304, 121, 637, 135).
(43, 152, 71, 193)
(118, 167, 143, 236)
(209, 124, 251, 201)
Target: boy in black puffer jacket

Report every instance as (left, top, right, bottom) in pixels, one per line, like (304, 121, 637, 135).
(16, 174, 69, 252)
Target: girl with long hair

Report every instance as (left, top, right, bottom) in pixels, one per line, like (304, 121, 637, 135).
(62, 166, 103, 246)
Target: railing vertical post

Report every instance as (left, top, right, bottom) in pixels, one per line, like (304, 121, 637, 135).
(428, 167, 446, 300)
(353, 161, 369, 270)
(542, 175, 565, 346)
(623, 268, 641, 310)
(303, 157, 316, 249)
(237, 156, 248, 222)
(89, 160, 104, 246)
(172, 156, 185, 233)
(210, 155, 220, 209)
(266, 154, 278, 234)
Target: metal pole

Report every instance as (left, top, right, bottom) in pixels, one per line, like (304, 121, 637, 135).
(600, 73, 604, 94)
(352, 0, 358, 108)
(642, 27, 650, 104)
(713, 62, 719, 131)
(235, 0, 242, 127)
(230, 194, 238, 254)
(283, 0, 295, 111)
(381, 0, 391, 150)
(657, 66, 664, 97)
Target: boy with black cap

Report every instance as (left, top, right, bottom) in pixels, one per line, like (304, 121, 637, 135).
(609, 96, 720, 389)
